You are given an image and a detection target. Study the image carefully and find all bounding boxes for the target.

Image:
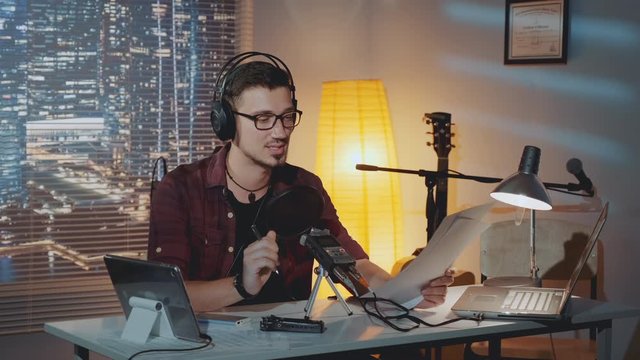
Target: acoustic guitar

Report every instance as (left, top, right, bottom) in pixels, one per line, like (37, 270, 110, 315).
(390, 112, 454, 276)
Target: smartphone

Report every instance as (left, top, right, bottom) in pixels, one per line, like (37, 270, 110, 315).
(198, 313, 250, 326)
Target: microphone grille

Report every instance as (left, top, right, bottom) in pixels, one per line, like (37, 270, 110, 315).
(566, 158, 583, 175)
(355, 164, 378, 171)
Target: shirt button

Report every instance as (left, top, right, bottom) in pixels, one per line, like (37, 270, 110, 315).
(228, 246, 234, 253)
(227, 212, 234, 219)
(155, 247, 162, 253)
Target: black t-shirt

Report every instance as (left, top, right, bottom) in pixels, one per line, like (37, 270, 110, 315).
(226, 189, 292, 305)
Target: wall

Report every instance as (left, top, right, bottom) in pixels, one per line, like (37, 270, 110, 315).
(254, 0, 639, 358)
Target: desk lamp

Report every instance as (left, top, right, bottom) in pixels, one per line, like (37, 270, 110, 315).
(488, 145, 552, 287)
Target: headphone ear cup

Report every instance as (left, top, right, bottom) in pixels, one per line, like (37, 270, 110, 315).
(210, 99, 236, 141)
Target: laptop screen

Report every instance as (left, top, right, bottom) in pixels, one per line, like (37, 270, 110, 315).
(563, 202, 608, 296)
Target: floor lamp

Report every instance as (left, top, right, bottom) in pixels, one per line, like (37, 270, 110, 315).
(488, 145, 552, 287)
(315, 79, 403, 273)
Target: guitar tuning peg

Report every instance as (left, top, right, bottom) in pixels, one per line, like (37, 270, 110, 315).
(450, 144, 456, 148)
(426, 141, 433, 147)
(425, 131, 433, 135)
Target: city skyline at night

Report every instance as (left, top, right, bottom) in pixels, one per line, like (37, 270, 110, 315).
(0, 0, 239, 334)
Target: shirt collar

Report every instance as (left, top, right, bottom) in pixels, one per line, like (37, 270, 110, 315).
(206, 142, 231, 188)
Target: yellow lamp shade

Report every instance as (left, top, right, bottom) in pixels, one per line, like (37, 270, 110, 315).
(315, 80, 403, 271)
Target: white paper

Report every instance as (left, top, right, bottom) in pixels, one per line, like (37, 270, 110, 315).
(370, 203, 493, 308)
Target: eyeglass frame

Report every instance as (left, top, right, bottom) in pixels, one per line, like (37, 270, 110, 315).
(232, 109, 303, 130)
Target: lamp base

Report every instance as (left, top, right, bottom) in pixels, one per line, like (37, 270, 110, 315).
(483, 276, 541, 288)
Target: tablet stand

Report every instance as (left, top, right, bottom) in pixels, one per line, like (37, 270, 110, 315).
(304, 265, 353, 320)
(121, 296, 175, 344)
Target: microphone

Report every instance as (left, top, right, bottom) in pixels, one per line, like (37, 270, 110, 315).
(566, 158, 595, 196)
(355, 164, 379, 171)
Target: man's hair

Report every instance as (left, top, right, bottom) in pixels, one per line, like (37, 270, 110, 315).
(223, 61, 292, 107)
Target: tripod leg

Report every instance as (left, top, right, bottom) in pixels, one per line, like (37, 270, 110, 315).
(325, 276, 353, 316)
(304, 268, 324, 319)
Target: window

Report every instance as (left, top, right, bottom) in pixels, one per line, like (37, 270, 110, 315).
(0, 0, 250, 335)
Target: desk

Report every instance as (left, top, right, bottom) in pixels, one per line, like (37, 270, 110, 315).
(45, 286, 639, 360)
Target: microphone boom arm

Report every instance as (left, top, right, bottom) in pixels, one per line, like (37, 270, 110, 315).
(355, 163, 593, 194)
(355, 162, 593, 251)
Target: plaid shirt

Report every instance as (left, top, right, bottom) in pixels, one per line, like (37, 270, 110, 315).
(147, 143, 367, 301)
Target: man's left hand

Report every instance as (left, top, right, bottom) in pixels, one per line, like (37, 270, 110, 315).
(415, 269, 455, 309)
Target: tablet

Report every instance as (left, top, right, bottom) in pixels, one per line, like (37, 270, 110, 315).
(103, 254, 208, 343)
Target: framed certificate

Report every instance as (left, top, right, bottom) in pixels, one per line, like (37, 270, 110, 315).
(504, 0, 569, 64)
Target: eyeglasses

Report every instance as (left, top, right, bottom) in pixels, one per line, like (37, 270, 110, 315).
(232, 110, 303, 130)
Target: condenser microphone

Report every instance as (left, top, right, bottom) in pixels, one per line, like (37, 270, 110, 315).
(355, 164, 379, 171)
(566, 158, 595, 196)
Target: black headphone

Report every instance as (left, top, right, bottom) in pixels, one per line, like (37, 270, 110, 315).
(210, 51, 297, 141)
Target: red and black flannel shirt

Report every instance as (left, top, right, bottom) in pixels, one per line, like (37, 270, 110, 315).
(147, 143, 368, 301)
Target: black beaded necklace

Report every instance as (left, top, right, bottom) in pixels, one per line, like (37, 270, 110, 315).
(225, 167, 270, 203)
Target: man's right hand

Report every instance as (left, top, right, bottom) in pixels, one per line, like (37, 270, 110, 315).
(241, 230, 280, 296)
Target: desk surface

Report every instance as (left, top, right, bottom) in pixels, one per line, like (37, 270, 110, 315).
(45, 286, 640, 360)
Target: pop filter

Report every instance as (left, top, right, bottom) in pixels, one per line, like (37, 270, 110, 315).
(265, 185, 324, 237)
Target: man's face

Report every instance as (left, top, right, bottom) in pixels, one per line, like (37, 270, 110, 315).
(232, 86, 295, 169)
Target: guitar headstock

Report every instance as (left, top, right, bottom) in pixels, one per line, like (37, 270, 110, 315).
(423, 112, 454, 158)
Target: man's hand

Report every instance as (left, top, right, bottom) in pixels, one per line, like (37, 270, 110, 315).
(415, 269, 455, 309)
(241, 230, 279, 296)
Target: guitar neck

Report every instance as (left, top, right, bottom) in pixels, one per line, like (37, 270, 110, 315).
(424, 112, 453, 242)
(435, 156, 449, 221)
(436, 156, 449, 174)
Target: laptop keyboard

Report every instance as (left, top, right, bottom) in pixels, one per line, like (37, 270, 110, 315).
(502, 290, 559, 312)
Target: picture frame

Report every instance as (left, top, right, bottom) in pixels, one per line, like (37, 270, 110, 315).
(504, 0, 569, 64)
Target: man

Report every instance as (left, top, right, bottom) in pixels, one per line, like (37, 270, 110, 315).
(148, 54, 453, 313)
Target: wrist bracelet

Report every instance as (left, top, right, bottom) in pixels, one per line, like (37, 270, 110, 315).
(233, 273, 256, 299)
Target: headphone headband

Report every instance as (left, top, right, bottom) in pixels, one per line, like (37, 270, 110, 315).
(210, 51, 297, 141)
(213, 51, 296, 104)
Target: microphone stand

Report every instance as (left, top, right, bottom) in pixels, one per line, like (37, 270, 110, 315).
(357, 164, 501, 249)
(355, 163, 591, 248)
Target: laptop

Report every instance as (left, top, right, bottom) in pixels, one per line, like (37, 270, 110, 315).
(103, 254, 209, 343)
(452, 201, 608, 320)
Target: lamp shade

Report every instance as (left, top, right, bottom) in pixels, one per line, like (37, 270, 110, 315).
(490, 145, 552, 211)
(315, 80, 403, 271)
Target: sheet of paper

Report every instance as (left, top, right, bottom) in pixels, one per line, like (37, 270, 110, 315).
(370, 203, 493, 309)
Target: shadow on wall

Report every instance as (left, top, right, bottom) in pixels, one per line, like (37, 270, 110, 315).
(541, 231, 605, 301)
(543, 232, 594, 280)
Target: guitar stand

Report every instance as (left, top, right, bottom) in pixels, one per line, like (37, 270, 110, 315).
(304, 265, 353, 319)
